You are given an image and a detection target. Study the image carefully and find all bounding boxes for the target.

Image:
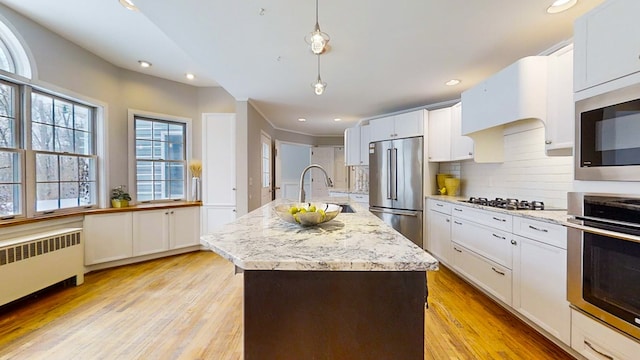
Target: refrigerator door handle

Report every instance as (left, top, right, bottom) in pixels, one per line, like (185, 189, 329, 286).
(386, 148, 392, 199)
(369, 207, 420, 217)
(391, 147, 398, 200)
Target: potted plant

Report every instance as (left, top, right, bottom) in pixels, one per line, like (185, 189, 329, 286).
(111, 185, 131, 208)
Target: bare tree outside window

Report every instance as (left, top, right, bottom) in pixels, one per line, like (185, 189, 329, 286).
(0, 81, 19, 216)
(32, 92, 96, 212)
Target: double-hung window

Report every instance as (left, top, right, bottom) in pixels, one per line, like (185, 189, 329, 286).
(134, 116, 186, 202)
(31, 91, 97, 212)
(0, 80, 21, 216)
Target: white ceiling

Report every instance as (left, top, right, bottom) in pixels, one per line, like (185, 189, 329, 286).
(0, 0, 605, 136)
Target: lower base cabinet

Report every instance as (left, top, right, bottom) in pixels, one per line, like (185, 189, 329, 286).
(84, 212, 133, 265)
(84, 206, 200, 266)
(202, 206, 236, 235)
(451, 242, 512, 306)
(571, 309, 640, 360)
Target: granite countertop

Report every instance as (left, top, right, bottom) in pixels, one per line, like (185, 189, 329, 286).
(200, 198, 438, 272)
(426, 195, 569, 225)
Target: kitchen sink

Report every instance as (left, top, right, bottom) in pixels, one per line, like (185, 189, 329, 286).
(337, 204, 356, 213)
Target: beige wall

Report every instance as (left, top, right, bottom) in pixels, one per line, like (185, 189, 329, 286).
(0, 4, 235, 206)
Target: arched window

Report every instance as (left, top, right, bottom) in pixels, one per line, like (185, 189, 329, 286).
(0, 18, 32, 79)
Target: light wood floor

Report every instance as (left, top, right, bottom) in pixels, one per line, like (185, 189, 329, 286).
(0, 251, 574, 359)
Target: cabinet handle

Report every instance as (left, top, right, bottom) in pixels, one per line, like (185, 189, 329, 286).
(446, 219, 450, 223)
(584, 341, 614, 360)
(232, 209, 236, 212)
(454, 221, 462, 225)
(545, 140, 552, 145)
(454, 208, 463, 212)
(491, 267, 505, 276)
(528, 225, 548, 233)
(468, 152, 473, 156)
(511, 239, 517, 245)
(492, 216, 506, 222)
(492, 233, 505, 240)
(436, 203, 443, 207)
(232, 188, 237, 191)
(454, 247, 462, 253)
(170, 211, 174, 214)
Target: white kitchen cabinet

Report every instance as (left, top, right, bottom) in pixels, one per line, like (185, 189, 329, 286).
(574, 0, 640, 92)
(512, 221, 570, 345)
(202, 113, 236, 230)
(427, 107, 452, 162)
(344, 127, 360, 166)
(344, 126, 370, 166)
(428, 103, 474, 162)
(133, 209, 170, 256)
(545, 45, 574, 155)
(427, 199, 452, 262)
(359, 125, 370, 165)
(450, 102, 474, 161)
(451, 242, 512, 306)
(369, 109, 425, 142)
(202, 206, 236, 234)
(84, 212, 133, 265)
(169, 207, 201, 249)
(451, 217, 512, 269)
(451, 204, 512, 232)
(571, 309, 640, 360)
(132, 207, 200, 256)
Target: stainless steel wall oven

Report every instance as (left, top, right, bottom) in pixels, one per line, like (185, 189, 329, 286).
(567, 192, 640, 340)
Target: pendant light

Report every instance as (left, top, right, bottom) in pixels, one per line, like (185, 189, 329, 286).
(312, 55, 327, 95)
(304, 0, 330, 55)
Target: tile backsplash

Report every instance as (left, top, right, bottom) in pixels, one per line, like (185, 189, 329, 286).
(439, 120, 574, 209)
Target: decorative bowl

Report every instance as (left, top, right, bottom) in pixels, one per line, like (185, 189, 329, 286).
(274, 203, 343, 226)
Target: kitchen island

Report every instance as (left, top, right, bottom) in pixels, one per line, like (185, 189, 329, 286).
(201, 199, 438, 360)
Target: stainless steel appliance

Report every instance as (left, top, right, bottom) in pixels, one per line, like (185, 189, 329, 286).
(567, 192, 640, 340)
(369, 136, 423, 247)
(575, 81, 640, 181)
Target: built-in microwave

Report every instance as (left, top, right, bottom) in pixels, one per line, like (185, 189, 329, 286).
(575, 82, 640, 181)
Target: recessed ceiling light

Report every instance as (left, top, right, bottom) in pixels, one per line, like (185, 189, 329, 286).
(119, 0, 139, 11)
(334, 118, 342, 122)
(298, 118, 307, 122)
(186, 73, 195, 80)
(546, 0, 577, 14)
(445, 79, 461, 86)
(138, 60, 152, 68)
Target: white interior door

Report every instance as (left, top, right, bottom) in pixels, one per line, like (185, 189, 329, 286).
(311, 146, 335, 198)
(275, 142, 311, 200)
(260, 132, 272, 206)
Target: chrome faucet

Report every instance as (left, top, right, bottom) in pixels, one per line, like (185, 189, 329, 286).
(299, 164, 333, 203)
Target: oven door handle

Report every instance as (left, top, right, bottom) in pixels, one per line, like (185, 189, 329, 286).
(565, 221, 640, 244)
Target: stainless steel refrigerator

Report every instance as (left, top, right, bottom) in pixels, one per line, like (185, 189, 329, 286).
(369, 136, 423, 247)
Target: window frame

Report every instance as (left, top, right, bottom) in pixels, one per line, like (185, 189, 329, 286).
(128, 109, 192, 204)
(29, 89, 99, 215)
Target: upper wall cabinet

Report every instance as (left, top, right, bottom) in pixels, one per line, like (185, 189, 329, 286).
(369, 109, 425, 142)
(462, 56, 548, 136)
(574, 0, 640, 92)
(428, 103, 474, 162)
(545, 45, 574, 156)
(344, 125, 370, 166)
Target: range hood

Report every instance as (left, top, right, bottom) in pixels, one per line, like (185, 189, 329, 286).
(461, 56, 549, 162)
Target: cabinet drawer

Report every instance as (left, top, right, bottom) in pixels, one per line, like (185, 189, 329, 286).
(451, 217, 512, 268)
(452, 242, 512, 306)
(428, 199, 452, 214)
(571, 309, 640, 360)
(513, 217, 566, 249)
(451, 204, 512, 232)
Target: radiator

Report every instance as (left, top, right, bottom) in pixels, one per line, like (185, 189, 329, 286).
(0, 228, 84, 306)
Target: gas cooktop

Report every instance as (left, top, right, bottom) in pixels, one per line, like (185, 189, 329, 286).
(459, 197, 545, 211)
